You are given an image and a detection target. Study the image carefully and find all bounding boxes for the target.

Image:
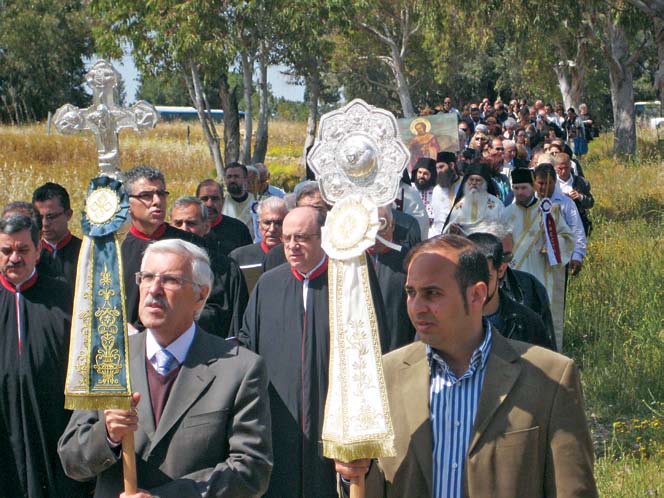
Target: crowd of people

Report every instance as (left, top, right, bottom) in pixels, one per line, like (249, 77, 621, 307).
(0, 95, 598, 498)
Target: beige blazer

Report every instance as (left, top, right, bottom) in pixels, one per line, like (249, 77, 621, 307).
(364, 331, 598, 498)
(58, 329, 272, 498)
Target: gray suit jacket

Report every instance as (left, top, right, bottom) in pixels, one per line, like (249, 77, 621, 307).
(58, 329, 272, 498)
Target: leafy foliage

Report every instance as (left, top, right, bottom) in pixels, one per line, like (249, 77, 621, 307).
(0, 0, 92, 123)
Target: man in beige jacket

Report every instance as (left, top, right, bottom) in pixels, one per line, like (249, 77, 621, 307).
(336, 234, 597, 498)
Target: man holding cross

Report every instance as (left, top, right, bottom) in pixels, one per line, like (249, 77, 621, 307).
(59, 239, 273, 497)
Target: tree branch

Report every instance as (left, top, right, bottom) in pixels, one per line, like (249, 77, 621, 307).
(359, 21, 397, 48)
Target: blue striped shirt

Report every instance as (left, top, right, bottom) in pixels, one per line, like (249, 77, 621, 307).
(428, 322, 493, 498)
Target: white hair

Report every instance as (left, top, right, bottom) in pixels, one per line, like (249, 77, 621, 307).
(504, 118, 517, 130)
(503, 139, 516, 149)
(465, 220, 512, 240)
(475, 124, 489, 135)
(258, 196, 288, 219)
(142, 239, 213, 317)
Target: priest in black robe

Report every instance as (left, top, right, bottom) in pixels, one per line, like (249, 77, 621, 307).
(169, 195, 249, 337)
(32, 182, 82, 285)
(0, 214, 89, 498)
(122, 167, 247, 337)
(196, 179, 253, 255)
(239, 206, 389, 498)
(229, 196, 288, 268)
(368, 207, 415, 351)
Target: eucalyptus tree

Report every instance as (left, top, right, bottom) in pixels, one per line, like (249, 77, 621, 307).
(271, 0, 344, 163)
(586, 1, 651, 155)
(89, 0, 270, 176)
(626, 0, 664, 102)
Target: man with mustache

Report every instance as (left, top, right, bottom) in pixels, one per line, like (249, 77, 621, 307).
(222, 163, 256, 240)
(169, 196, 248, 338)
(196, 179, 253, 256)
(430, 151, 462, 236)
(0, 214, 90, 497)
(59, 239, 272, 497)
(445, 163, 504, 233)
(411, 157, 437, 230)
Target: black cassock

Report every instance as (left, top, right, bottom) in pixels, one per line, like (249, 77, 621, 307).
(229, 241, 268, 268)
(121, 223, 248, 338)
(368, 247, 415, 351)
(206, 214, 253, 256)
(0, 273, 89, 498)
(37, 232, 82, 285)
(239, 258, 389, 498)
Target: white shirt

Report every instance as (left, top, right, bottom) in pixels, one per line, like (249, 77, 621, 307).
(548, 186, 587, 261)
(299, 255, 327, 312)
(430, 181, 461, 237)
(145, 322, 197, 368)
(558, 176, 574, 195)
(394, 182, 429, 240)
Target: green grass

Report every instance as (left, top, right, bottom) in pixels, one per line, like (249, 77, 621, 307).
(1, 121, 663, 494)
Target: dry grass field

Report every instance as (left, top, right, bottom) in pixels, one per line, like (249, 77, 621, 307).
(1, 120, 663, 495)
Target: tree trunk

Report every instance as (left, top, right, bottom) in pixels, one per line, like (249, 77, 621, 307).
(184, 62, 224, 179)
(554, 63, 584, 111)
(654, 17, 664, 103)
(253, 42, 269, 164)
(219, 72, 241, 165)
(607, 23, 637, 156)
(240, 49, 253, 164)
(303, 69, 320, 179)
(389, 43, 415, 118)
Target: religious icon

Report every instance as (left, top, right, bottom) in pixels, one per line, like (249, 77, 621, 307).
(398, 113, 459, 173)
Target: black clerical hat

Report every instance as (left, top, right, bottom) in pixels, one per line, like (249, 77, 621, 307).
(511, 168, 534, 185)
(436, 151, 456, 164)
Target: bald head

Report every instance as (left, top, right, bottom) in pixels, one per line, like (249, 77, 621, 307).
(282, 207, 325, 274)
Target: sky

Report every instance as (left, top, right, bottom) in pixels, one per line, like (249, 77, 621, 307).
(90, 53, 305, 104)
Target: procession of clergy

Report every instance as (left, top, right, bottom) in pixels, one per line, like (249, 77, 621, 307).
(1, 110, 598, 497)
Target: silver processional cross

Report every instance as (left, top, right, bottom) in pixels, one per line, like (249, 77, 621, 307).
(53, 60, 159, 177)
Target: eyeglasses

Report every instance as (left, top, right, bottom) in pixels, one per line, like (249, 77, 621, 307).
(199, 195, 222, 202)
(502, 252, 513, 264)
(260, 219, 283, 228)
(493, 147, 504, 151)
(40, 211, 66, 222)
(135, 271, 197, 290)
(129, 190, 170, 202)
(281, 233, 320, 244)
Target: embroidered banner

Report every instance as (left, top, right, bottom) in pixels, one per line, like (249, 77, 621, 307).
(65, 176, 132, 410)
(321, 195, 396, 461)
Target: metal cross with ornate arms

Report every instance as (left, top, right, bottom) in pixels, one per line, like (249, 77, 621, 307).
(53, 60, 159, 177)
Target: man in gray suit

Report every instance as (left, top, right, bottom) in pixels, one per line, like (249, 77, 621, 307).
(58, 239, 272, 498)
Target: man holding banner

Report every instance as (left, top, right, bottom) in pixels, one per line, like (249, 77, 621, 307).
(58, 239, 272, 497)
(336, 235, 597, 497)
